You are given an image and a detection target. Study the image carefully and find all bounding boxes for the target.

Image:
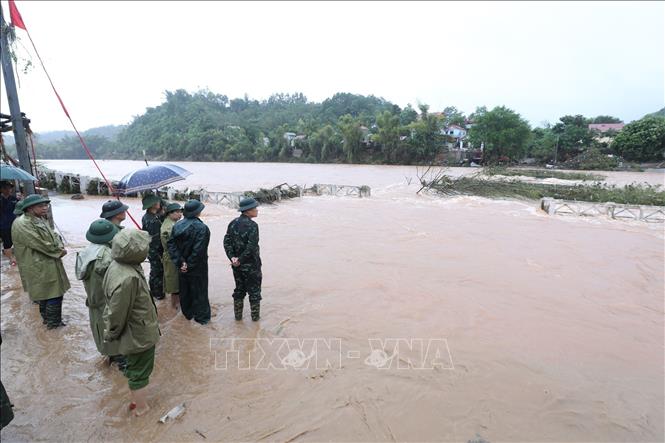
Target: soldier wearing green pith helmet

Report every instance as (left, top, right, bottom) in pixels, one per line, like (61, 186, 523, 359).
(160, 202, 182, 309)
(141, 194, 165, 300)
(224, 197, 262, 321)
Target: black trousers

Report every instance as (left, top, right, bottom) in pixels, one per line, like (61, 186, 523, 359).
(232, 267, 262, 303)
(179, 269, 210, 323)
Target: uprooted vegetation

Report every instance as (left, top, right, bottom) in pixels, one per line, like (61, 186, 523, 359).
(418, 168, 665, 206)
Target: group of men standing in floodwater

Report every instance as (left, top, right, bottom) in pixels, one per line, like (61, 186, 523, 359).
(0, 186, 263, 420)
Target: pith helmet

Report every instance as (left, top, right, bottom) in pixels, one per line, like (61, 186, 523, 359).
(183, 199, 205, 218)
(165, 202, 183, 214)
(142, 194, 161, 210)
(238, 197, 258, 212)
(21, 194, 51, 211)
(86, 219, 119, 244)
(100, 200, 129, 219)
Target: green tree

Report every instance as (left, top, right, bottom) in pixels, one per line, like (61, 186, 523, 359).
(551, 115, 593, 159)
(467, 106, 531, 162)
(400, 104, 418, 126)
(338, 114, 363, 163)
(612, 116, 665, 162)
(442, 106, 466, 126)
(591, 115, 623, 124)
(527, 127, 557, 162)
(403, 104, 443, 163)
(375, 110, 401, 163)
(312, 124, 339, 162)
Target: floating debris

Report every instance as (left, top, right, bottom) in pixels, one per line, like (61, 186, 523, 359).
(159, 403, 186, 423)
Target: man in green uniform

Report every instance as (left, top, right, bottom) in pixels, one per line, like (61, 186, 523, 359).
(100, 200, 129, 228)
(167, 199, 211, 324)
(76, 219, 126, 370)
(223, 197, 262, 321)
(9, 201, 28, 290)
(102, 229, 160, 417)
(160, 202, 182, 309)
(10, 194, 70, 328)
(141, 194, 165, 300)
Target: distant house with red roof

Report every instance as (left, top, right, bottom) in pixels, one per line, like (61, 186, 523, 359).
(588, 123, 625, 133)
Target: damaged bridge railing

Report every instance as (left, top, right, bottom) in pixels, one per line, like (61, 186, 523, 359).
(540, 198, 665, 223)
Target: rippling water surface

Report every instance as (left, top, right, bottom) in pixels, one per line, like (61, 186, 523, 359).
(1, 162, 663, 442)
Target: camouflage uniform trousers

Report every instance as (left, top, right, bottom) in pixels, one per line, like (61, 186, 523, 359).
(232, 266, 262, 303)
(148, 253, 164, 299)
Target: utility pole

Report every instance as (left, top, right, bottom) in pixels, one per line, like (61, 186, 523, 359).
(554, 135, 559, 167)
(0, 4, 35, 194)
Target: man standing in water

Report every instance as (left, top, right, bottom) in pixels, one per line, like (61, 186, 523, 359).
(160, 202, 182, 309)
(11, 194, 70, 328)
(224, 197, 262, 321)
(141, 194, 165, 300)
(167, 199, 211, 324)
(9, 201, 28, 291)
(100, 200, 129, 228)
(103, 229, 160, 417)
(76, 219, 126, 370)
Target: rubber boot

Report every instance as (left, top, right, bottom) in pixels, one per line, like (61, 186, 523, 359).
(250, 301, 260, 321)
(46, 301, 66, 329)
(234, 299, 244, 321)
(38, 301, 47, 325)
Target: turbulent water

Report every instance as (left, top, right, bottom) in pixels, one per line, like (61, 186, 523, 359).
(1, 161, 663, 442)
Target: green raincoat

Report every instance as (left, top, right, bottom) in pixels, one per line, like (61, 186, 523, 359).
(10, 214, 70, 301)
(102, 229, 160, 355)
(160, 217, 179, 294)
(76, 243, 120, 356)
(10, 214, 29, 291)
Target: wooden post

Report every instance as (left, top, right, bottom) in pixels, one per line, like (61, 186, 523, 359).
(0, 6, 35, 195)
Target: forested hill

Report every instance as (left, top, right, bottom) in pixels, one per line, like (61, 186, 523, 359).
(113, 91, 398, 162)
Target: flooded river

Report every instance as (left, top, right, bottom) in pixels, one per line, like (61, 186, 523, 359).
(1, 162, 663, 442)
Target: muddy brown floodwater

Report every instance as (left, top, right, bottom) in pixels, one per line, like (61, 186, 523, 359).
(1, 162, 663, 442)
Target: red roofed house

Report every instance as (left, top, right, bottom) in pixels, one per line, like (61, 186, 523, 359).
(588, 123, 625, 133)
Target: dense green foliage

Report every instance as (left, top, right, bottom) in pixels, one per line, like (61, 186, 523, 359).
(11, 89, 664, 168)
(466, 106, 532, 161)
(611, 116, 665, 162)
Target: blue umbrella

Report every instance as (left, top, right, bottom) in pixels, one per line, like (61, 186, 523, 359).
(0, 163, 38, 181)
(116, 163, 192, 195)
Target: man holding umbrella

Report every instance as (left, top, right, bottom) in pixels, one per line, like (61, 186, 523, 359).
(141, 194, 165, 300)
(167, 199, 211, 324)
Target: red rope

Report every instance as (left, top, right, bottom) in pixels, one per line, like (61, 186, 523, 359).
(18, 26, 141, 229)
(27, 132, 40, 185)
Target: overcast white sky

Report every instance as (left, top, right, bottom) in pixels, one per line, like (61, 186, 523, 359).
(1, 1, 663, 132)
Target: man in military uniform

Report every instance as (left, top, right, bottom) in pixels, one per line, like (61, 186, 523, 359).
(100, 200, 129, 228)
(141, 194, 165, 300)
(160, 202, 182, 309)
(167, 200, 211, 324)
(223, 197, 262, 321)
(11, 194, 70, 328)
